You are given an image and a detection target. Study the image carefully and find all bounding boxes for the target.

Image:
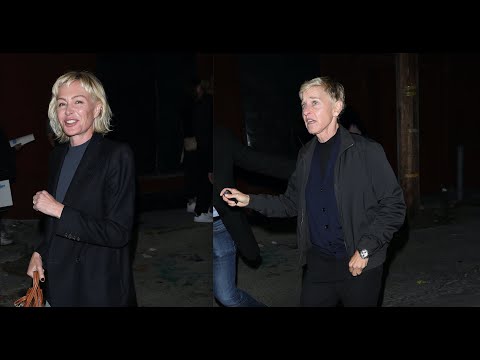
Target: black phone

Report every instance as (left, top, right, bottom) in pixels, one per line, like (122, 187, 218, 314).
(224, 190, 238, 204)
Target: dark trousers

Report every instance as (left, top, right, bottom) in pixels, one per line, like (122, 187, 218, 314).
(194, 172, 212, 214)
(184, 149, 211, 214)
(300, 247, 383, 307)
(183, 150, 199, 200)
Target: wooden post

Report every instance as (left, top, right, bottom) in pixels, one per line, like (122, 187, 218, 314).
(396, 53, 420, 220)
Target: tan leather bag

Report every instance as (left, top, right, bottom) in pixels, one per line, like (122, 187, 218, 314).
(14, 271, 44, 307)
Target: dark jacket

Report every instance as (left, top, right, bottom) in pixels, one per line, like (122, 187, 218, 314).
(35, 133, 136, 306)
(193, 93, 213, 173)
(248, 125, 406, 269)
(213, 126, 295, 261)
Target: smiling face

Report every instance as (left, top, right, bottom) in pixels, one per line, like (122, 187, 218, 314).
(56, 81, 101, 146)
(300, 85, 343, 142)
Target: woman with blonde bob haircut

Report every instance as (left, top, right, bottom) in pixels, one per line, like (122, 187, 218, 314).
(26, 70, 137, 307)
(47, 71, 113, 144)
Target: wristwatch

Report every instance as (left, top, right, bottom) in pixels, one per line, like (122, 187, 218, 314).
(359, 249, 369, 259)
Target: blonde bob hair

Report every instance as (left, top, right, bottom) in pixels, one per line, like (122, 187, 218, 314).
(48, 71, 112, 143)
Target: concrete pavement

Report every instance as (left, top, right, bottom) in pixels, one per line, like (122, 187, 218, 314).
(0, 208, 212, 307)
(2, 191, 480, 307)
(235, 196, 480, 307)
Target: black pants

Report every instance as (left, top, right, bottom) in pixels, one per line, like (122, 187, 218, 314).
(300, 247, 383, 307)
(184, 149, 211, 214)
(194, 170, 212, 214)
(183, 150, 200, 200)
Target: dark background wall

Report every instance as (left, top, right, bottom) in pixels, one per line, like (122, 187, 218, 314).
(1, 53, 212, 219)
(214, 53, 480, 198)
(418, 54, 480, 194)
(3, 53, 478, 218)
(96, 53, 202, 175)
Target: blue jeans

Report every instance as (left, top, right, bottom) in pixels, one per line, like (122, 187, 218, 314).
(213, 218, 266, 307)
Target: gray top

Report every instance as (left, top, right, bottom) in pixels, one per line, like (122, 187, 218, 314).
(55, 140, 90, 203)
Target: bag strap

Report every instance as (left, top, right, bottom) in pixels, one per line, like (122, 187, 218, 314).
(14, 271, 44, 307)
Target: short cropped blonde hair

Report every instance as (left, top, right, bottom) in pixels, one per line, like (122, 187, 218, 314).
(299, 77, 346, 115)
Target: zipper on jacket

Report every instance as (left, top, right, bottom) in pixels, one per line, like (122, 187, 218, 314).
(300, 152, 307, 240)
(336, 142, 354, 253)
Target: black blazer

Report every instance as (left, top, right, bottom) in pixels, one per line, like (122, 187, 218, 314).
(213, 126, 295, 261)
(248, 126, 406, 268)
(36, 133, 136, 306)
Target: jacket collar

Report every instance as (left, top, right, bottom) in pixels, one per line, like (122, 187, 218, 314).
(337, 124, 355, 154)
(303, 124, 354, 154)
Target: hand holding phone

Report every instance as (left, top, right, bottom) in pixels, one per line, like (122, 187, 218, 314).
(224, 190, 238, 204)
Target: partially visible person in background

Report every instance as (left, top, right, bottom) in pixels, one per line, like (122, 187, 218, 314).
(213, 125, 295, 306)
(182, 78, 213, 223)
(181, 80, 198, 213)
(26, 71, 137, 306)
(0, 128, 23, 246)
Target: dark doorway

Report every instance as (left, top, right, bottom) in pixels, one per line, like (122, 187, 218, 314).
(237, 54, 321, 157)
(96, 53, 196, 176)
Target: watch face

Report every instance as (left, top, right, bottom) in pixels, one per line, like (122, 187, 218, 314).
(360, 249, 368, 258)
